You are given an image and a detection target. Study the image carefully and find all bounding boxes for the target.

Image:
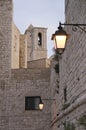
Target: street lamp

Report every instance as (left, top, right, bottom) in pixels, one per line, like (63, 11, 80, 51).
(39, 98, 44, 110)
(51, 22, 86, 54)
(39, 98, 56, 110)
(51, 22, 69, 54)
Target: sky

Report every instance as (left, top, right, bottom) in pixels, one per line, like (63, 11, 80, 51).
(13, 0, 65, 57)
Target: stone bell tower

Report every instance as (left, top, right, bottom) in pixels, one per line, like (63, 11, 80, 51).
(25, 25, 47, 61)
(0, 0, 13, 79)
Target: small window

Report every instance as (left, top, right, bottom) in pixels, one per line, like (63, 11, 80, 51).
(64, 87, 67, 102)
(25, 96, 41, 110)
(38, 33, 42, 46)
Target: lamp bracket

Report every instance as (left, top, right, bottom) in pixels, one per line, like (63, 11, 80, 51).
(42, 98, 56, 100)
(60, 22, 86, 33)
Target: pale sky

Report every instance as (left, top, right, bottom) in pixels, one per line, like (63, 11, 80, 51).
(13, 0, 65, 57)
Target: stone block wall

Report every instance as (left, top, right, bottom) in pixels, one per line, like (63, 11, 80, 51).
(0, 1, 52, 130)
(0, 67, 52, 130)
(11, 23, 20, 69)
(59, 0, 86, 108)
(0, 0, 13, 78)
(19, 34, 27, 68)
(50, 59, 59, 130)
(4, 68, 51, 130)
(11, 24, 48, 68)
(0, 1, 13, 130)
(27, 58, 50, 68)
(25, 24, 33, 61)
(50, 0, 86, 130)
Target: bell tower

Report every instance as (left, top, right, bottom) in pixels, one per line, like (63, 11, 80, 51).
(25, 25, 47, 61)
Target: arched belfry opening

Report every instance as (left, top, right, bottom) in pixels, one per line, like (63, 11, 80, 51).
(38, 32, 42, 46)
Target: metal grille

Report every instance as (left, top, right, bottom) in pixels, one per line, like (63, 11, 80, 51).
(25, 96, 41, 110)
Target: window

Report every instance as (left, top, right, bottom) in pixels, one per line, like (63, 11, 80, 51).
(64, 87, 67, 102)
(25, 96, 41, 110)
(38, 33, 42, 46)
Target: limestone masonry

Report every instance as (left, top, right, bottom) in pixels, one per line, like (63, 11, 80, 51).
(51, 1, 86, 130)
(12, 23, 47, 69)
(0, 0, 86, 130)
(0, 0, 51, 130)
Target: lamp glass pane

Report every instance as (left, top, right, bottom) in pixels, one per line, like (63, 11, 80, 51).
(39, 103, 44, 110)
(55, 35, 66, 49)
(54, 38, 57, 49)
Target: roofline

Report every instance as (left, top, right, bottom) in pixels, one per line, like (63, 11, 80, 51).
(34, 27, 48, 29)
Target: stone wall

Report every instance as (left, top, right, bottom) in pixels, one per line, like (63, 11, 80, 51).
(0, 1, 52, 130)
(0, 66, 52, 130)
(60, 0, 86, 109)
(8, 68, 51, 130)
(11, 24, 48, 68)
(19, 34, 27, 68)
(0, 0, 13, 130)
(51, 0, 86, 130)
(50, 59, 59, 130)
(0, 0, 13, 78)
(11, 23, 20, 68)
(27, 58, 50, 68)
(25, 24, 33, 61)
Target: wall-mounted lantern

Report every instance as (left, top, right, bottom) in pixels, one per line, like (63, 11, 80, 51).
(39, 98, 44, 110)
(51, 22, 86, 55)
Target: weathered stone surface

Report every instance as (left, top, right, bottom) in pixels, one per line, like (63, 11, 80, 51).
(51, 1, 86, 130)
(0, 1, 51, 130)
(12, 24, 47, 69)
(0, 0, 13, 79)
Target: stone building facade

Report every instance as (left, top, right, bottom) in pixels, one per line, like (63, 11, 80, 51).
(12, 23, 47, 69)
(0, 0, 86, 130)
(51, 0, 86, 130)
(0, 0, 51, 130)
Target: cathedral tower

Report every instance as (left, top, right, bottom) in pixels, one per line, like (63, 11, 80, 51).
(25, 25, 47, 61)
